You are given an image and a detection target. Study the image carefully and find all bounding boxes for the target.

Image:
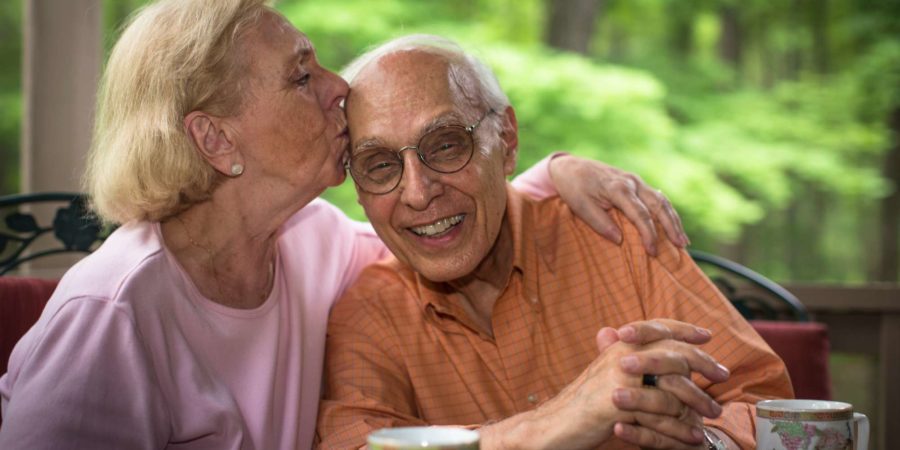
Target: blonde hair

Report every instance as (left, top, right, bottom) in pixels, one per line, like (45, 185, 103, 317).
(84, 0, 270, 224)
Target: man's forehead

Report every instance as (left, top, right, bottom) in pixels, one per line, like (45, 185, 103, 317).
(347, 51, 460, 146)
(351, 51, 450, 93)
(350, 110, 467, 153)
(380, 50, 448, 73)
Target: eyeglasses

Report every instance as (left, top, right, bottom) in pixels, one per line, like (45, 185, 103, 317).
(346, 109, 495, 195)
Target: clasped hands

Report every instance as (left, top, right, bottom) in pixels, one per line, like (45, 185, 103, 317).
(520, 319, 728, 450)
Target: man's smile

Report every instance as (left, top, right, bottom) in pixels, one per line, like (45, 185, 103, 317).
(408, 214, 466, 237)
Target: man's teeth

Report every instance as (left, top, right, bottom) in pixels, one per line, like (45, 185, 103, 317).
(410, 214, 464, 237)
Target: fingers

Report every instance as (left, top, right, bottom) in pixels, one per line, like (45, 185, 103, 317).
(546, 155, 627, 245)
(634, 410, 705, 446)
(613, 375, 723, 419)
(637, 186, 689, 247)
(612, 385, 685, 417)
(612, 320, 729, 385)
(612, 385, 709, 448)
(620, 350, 689, 377)
(656, 375, 723, 419)
(617, 320, 712, 346)
(614, 421, 705, 449)
(549, 154, 688, 255)
(660, 194, 688, 247)
(609, 183, 659, 256)
(572, 203, 623, 245)
(619, 344, 730, 385)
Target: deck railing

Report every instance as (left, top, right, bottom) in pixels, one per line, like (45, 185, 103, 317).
(781, 283, 900, 450)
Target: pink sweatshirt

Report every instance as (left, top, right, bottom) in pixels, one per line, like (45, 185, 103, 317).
(0, 158, 556, 450)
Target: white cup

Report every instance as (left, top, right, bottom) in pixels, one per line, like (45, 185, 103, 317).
(367, 427, 480, 450)
(756, 399, 869, 450)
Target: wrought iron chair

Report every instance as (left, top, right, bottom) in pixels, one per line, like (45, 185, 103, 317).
(689, 249, 809, 322)
(689, 249, 831, 400)
(1, 192, 109, 275)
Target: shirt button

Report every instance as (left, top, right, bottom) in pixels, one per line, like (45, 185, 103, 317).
(527, 394, 538, 404)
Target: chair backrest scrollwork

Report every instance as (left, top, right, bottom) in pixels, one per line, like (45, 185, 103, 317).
(0, 192, 110, 276)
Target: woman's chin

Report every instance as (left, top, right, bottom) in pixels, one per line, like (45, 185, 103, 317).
(328, 170, 348, 187)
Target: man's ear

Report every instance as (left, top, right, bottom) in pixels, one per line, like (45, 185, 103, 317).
(184, 111, 242, 176)
(500, 106, 519, 176)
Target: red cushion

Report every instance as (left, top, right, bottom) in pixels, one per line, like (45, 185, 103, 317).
(0, 277, 59, 377)
(750, 320, 832, 400)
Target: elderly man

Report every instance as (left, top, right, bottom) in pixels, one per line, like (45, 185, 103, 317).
(316, 35, 792, 450)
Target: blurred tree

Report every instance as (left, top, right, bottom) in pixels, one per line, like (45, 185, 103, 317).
(881, 108, 899, 281)
(809, 0, 830, 74)
(583, 0, 895, 281)
(545, 0, 602, 54)
(718, 3, 742, 72)
(856, 40, 900, 281)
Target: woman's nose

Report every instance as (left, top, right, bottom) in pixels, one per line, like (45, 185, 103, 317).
(324, 69, 349, 109)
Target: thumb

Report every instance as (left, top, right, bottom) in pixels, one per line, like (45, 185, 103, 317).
(596, 327, 620, 353)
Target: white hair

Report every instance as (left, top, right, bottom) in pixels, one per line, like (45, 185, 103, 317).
(342, 34, 511, 154)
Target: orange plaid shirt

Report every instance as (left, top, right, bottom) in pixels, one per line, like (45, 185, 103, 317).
(317, 187, 792, 449)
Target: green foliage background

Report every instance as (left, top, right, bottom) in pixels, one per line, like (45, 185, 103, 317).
(0, 0, 897, 283)
(281, 0, 898, 283)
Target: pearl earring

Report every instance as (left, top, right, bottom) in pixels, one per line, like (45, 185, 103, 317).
(230, 163, 244, 176)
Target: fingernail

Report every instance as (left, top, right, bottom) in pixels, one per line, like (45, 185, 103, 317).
(697, 327, 711, 338)
(648, 243, 658, 256)
(611, 230, 623, 244)
(618, 326, 636, 341)
(613, 388, 632, 403)
(681, 233, 691, 246)
(717, 363, 730, 378)
(620, 355, 639, 371)
(692, 426, 705, 442)
(712, 401, 723, 417)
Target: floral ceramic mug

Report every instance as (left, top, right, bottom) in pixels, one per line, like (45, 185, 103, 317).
(756, 399, 869, 450)
(367, 427, 479, 450)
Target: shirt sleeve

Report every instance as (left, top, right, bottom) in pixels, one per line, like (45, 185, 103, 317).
(0, 297, 169, 450)
(509, 152, 567, 200)
(316, 275, 428, 450)
(613, 212, 794, 449)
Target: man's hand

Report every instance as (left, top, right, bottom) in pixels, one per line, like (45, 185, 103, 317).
(549, 154, 688, 255)
(481, 320, 725, 450)
(604, 320, 731, 449)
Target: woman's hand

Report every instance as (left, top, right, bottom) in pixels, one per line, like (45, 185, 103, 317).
(549, 154, 688, 256)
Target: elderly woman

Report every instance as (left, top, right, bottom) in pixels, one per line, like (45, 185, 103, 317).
(0, 0, 685, 449)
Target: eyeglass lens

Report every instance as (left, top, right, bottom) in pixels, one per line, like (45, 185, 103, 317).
(351, 125, 474, 193)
